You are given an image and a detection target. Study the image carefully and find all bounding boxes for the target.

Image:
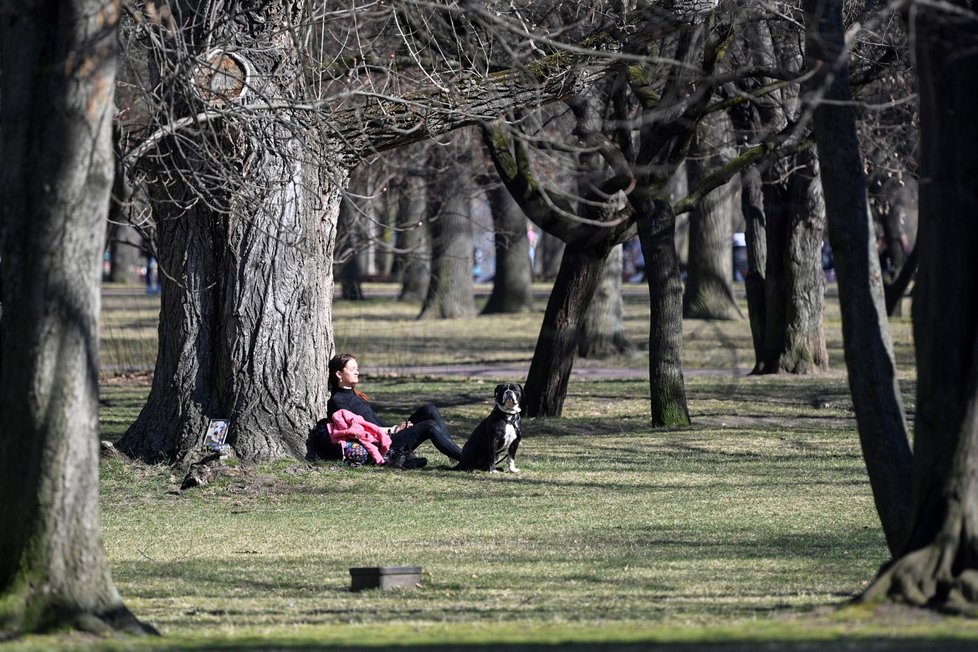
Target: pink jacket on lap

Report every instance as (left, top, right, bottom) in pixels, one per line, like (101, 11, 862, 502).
(328, 409, 392, 464)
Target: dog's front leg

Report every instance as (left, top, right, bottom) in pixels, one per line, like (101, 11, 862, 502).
(506, 439, 520, 473)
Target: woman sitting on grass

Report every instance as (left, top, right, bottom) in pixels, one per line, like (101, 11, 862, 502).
(325, 353, 462, 469)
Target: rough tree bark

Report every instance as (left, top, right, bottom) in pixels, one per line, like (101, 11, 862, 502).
(859, 2, 978, 607)
(525, 246, 611, 415)
(778, 148, 829, 374)
(756, 141, 828, 375)
(0, 0, 153, 635)
(118, 1, 336, 463)
(803, 0, 912, 554)
(727, 15, 829, 376)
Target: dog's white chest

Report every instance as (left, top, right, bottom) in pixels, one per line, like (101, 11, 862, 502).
(500, 423, 518, 450)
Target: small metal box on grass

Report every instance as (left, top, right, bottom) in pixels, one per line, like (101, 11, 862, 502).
(350, 566, 422, 592)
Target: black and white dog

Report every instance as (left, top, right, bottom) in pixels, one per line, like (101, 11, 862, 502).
(458, 383, 522, 473)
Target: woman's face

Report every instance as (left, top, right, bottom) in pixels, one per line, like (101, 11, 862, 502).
(335, 358, 360, 388)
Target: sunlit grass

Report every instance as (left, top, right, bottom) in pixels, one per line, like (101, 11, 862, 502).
(100, 390, 883, 631)
(24, 283, 947, 650)
(77, 372, 971, 651)
(102, 282, 898, 376)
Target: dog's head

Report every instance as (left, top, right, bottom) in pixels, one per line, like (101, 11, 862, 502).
(494, 383, 523, 414)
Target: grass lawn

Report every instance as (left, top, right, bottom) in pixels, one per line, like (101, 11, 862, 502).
(11, 284, 972, 651)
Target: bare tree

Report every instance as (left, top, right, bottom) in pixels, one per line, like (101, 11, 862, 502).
(0, 0, 153, 635)
(858, 0, 978, 610)
(802, 0, 913, 555)
(482, 104, 636, 417)
(724, 10, 830, 375)
(114, 0, 610, 463)
(485, 4, 727, 420)
(485, 3, 820, 421)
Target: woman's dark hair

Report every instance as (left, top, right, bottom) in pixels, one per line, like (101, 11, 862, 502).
(328, 353, 369, 400)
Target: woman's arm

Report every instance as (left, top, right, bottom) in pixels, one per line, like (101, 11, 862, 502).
(328, 390, 384, 427)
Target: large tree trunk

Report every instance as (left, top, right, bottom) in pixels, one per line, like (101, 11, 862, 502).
(683, 111, 740, 320)
(523, 246, 609, 417)
(419, 138, 477, 319)
(121, 153, 340, 463)
(803, 0, 912, 555)
(733, 17, 827, 376)
(0, 0, 151, 634)
(780, 149, 829, 373)
(758, 152, 829, 374)
(481, 182, 534, 314)
(579, 245, 632, 358)
(859, 3, 978, 607)
(117, 4, 337, 464)
(116, 8, 611, 463)
(637, 196, 690, 427)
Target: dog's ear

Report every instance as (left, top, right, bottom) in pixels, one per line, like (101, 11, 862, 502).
(516, 384, 523, 394)
(494, 384, 506, 395)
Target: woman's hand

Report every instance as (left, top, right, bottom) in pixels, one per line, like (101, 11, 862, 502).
(389, 420, 412, 435)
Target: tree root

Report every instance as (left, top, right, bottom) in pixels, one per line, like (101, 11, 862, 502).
(1, 610, 158, 642)
(76, 606, 159, 636)
(859, 545, 978, 615)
